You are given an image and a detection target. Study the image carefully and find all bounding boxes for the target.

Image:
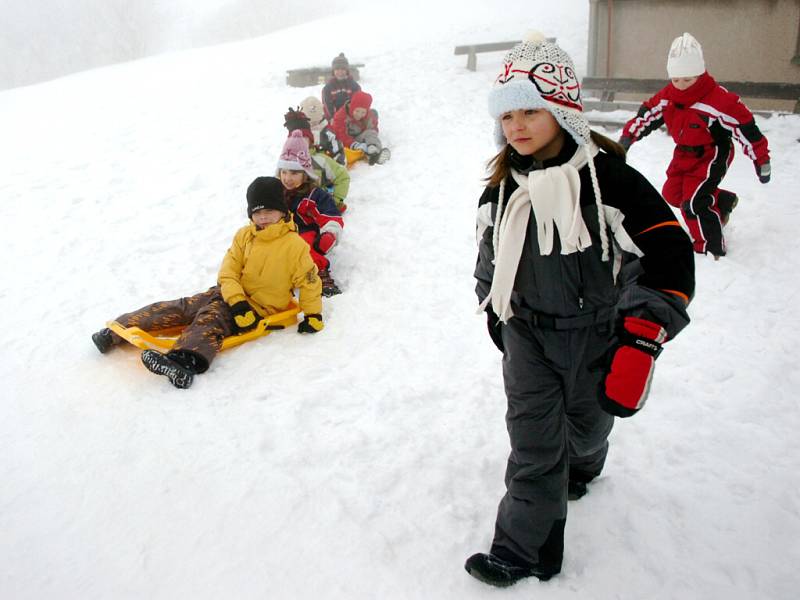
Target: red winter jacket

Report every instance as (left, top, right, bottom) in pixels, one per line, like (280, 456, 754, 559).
(621, 72, 770, 166)
(330, 102, 379, 148)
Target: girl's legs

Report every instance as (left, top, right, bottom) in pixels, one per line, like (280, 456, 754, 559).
(490, 319, 614, 576)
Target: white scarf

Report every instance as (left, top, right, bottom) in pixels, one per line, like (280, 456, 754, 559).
(479, 143, 600, 322)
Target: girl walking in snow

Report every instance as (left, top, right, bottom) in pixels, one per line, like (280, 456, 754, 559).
(619, 32, 771, 259)
(91, 177, 324, 389)
(466, 33, 695, 587)
(277, 131, 345, 296)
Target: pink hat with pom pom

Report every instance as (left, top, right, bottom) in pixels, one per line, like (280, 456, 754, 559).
(276, 130, 317, 180)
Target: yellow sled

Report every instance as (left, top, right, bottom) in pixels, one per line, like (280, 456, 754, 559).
(107, 302, 300, 352)
(344, 147, 366, 167)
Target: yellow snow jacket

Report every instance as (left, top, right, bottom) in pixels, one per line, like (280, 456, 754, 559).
(218, 219, 322, 317)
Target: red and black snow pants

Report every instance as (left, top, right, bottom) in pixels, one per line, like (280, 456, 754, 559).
(110, 286, 235, 372)
(299, 231, 330, 271)
(661, 142, 736, 257)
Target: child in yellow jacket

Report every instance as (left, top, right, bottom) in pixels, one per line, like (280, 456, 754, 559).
(91, 177, 323, 388)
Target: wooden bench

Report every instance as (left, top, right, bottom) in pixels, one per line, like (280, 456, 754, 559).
(454, 39, 557, 71)
(454, 41, 520, 71)
(286, 64, 363, 88)
(582, 77, 800, 114)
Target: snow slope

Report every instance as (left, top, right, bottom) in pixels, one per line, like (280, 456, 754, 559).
(1, 2, 799, 598)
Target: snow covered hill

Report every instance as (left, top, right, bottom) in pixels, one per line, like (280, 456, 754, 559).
(1, 2, 799, 598)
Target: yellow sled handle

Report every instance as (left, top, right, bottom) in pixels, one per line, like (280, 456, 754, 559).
(107, 302, 301, 352)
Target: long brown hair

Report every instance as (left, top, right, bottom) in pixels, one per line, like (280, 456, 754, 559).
(485, 129, 627, 187)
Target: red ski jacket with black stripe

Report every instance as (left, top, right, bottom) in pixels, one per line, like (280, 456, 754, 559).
(621, 72, 770, 167)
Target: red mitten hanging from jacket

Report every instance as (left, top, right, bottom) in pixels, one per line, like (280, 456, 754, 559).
(314, 231, 336, 254)
(599, 316, 667, 418)
(295, 198, 321, 226)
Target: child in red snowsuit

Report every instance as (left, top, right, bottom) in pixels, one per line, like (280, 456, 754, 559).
(330, 90, 391, 165)
(619, 32, 771, 258)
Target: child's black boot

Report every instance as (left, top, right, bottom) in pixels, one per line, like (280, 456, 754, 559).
(91, 328, 115, 354)
(464, 553, 554, 587)
(319, 268, 342, 297)
(141, 349, 195, 389)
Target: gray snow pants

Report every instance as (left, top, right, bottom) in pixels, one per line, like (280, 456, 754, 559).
(354, 129, 382, 151)
(490, 314, 615, 575)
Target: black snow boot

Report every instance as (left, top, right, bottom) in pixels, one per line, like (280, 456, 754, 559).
(319, 268, 342, 297)
(464, 553, 554, 587)
(91, 328, 115, 354)
(568, 480, 588, 500)
(141, 349, 195, 389)
(718, 192, 739, 226)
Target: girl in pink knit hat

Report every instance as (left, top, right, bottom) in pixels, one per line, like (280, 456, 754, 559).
(277, 131, 345, 296)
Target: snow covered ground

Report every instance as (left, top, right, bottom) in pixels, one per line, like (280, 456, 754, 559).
(2, 2, 799, 598)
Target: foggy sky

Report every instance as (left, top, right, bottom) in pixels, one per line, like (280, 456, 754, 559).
(0, 0, 353, 91)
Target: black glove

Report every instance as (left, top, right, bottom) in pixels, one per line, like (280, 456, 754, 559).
(229, 300, 261, 334)
(297, 313, 324, 334)
(486, 308, 504, 353)
(755, 161, 771, 184)
(618, 136, 632, 151)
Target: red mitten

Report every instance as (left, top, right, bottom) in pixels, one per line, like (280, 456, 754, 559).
(296, 198, 322, 225)
(599, 316, 667, 418)
(315, 231, 336, 254)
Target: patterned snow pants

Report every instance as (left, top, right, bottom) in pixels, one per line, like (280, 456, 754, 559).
(110, 286, 235, 372)
(490, 316, 615, 575)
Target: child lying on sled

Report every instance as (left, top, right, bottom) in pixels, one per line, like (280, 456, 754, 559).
(90, 177, 323, 389)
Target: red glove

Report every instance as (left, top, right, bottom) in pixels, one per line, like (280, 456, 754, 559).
(315, 231, 336, 254)
(599, 316, 667, 418)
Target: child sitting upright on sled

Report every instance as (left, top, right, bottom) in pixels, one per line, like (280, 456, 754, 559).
(277, 131, 345, 296)
(91, 177, 323, 389)
(330, 90, 391, 165)
(322, 53, 361, 119)
(619, 32, 771, 259)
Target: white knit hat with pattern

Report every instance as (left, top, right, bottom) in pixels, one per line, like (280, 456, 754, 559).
(666, 32, 705, 78)
(488, 31, 590, 148)
(488, 31, 610, 261)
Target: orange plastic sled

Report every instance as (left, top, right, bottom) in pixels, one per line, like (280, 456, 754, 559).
(344, 147, 366, 167)
(107, 302, 300, 352)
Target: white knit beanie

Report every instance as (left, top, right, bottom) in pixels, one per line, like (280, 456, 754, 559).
(488, 31, 609, 261)
(666, 32, 705, 78)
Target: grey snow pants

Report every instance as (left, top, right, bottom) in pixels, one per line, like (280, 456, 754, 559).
(490, 315, 615, 575)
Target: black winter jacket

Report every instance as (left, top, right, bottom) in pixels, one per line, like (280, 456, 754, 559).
(475, 137, 695, 338)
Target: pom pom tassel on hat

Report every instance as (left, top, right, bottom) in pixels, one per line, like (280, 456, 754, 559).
(487, 30, 609, 262)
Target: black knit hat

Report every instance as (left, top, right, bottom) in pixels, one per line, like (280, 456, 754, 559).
(246, 177, 287, 218)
